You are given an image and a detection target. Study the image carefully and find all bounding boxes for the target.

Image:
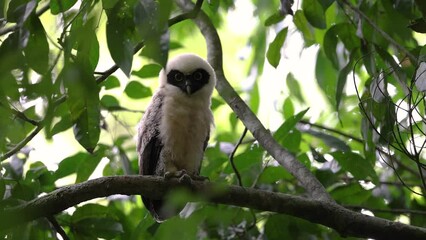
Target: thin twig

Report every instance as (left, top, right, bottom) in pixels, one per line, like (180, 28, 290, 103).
(46, 216, 70, 240)
(229, 127, 248, 187)
(0, 124, 43, 162)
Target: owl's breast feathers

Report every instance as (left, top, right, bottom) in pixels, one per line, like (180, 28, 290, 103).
(159, 89, 213, 174)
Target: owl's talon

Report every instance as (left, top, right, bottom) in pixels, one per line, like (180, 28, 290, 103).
(164, 170, 187, 179)
(179, 173, 192, 184)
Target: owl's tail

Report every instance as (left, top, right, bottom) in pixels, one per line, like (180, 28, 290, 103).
(141, 196, 176, 222)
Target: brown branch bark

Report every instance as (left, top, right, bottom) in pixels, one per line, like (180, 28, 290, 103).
(174, 0, 333, 203)
(0, 176, 425, 239)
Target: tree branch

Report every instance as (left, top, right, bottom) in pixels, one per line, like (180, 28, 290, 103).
(1, 176, 425, 239)
(0, 124, 43, 162)
(174, 0, 333, 203)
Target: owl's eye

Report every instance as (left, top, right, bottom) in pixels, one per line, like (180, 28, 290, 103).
(174, 72, 184, 82)
(193, 71, 203, 81)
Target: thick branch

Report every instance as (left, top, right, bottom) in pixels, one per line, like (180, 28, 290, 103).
(0, 176, 425, 239)
(174, 0, 333, 203)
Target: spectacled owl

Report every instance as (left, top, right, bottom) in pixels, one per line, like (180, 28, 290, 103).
(137, 53, 215, 222)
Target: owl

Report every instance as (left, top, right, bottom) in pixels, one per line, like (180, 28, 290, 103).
(137, 53, 215, 221)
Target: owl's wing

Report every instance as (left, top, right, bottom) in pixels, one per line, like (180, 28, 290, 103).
(137, 92, 164, 176)
(137, 92, 167, 222)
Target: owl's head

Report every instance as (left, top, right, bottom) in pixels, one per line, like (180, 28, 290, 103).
(159, 54, 216, 97)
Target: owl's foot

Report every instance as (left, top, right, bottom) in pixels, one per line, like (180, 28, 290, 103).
(164, 170, 208, 184)
(164, 170, 188, 179)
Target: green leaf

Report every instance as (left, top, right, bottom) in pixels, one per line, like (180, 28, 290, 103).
(318, 0, 335, 10)
(50, 0, 77, 14)
(323, 26, 339, 69)
(101, 95, 120, 108)
(315, 50, 337, 106)
(7, 0, 36, 23)
(265, 214, 321, 239)
(101, 76, 121, 90)
(264, 11, 285, 26)
(266, 27, 288, 68)
(258, 166, 293, 184)
(361, 42, 377, 76)
(302, 128, 350, 152)
(330, 183, 372, 205)
(302, 0, 326, 29)
(25, 161, 48, 181)
(336, 51, 355, 110)
(132, 63, 162, 78)
(62, 63, 100, 153)
(286, 73, 305, 103)
(72, 204, 111, 222)
(124, 81, 152, 99)
(0, 178, 5, 199)
(310, 146, 327, 163)
(282, 97, 294, 119)
(75, 147, 105, 183)
(24, 15, 49, 74)
(331, 151, 378, 183)
(106, 1, 135, 77)
(73, 217, 124, 239)
(280, 129, 302, 153)
(102, 0, 120, 9)
(76, 26, 99, 72)
(249, 80, 260, 114)
(211, 97, 225, 110)
(135, 0, 172, 67)
(274, 108, 309, 140)
(293, 10, 315, 46)
(54, 152, 87, 180)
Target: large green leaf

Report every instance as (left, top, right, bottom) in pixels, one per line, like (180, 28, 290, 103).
(286, 73, 305, 103)
(135, 0, 172, 67)
(330, 183, 372, 205)
(264, 11, 285, 26)
(266, 27, 288, 68)
(72, 217, 124, 239)
(7, 0, 36, 23)
(50, 0, 77, 14)
(302, 129, 350, 152)
(23, 15, 49, 74)
(335, 50, 356, 110)
(54, 152, 87, 180)
(302, 0, 326, 29)
(72, 204, 111, 222)
(293, 10, 315, 46)
(101, 76, 121, 90)
(274, 108, 309, 140)
(75, 147, 105, 183)
(106, 1, 136, 76)
(331, 151, 378, 183)
(62, 63, 100, 153)
(315, 49, 337, 106)
(132, 63, 162, 78)
(124, 81, 152, 99)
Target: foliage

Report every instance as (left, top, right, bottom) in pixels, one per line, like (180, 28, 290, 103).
(1, 0, 426, 239)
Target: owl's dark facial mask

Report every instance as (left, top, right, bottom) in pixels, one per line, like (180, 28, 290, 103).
(167, 68, 210, 95)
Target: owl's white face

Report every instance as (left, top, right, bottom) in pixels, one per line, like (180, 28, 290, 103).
(159, 54, 216, 97)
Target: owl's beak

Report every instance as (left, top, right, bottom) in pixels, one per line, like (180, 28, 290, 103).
(185, 80, 192, 95)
